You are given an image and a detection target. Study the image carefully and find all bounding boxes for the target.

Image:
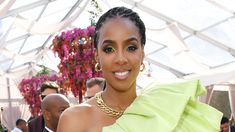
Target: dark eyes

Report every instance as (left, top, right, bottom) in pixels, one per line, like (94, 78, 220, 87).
(127, 45, 138, 51)
(103, 46, 114, 53)
(102, 45, 138, 53)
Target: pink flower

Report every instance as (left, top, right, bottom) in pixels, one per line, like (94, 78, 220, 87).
(50, 26, 103, 103)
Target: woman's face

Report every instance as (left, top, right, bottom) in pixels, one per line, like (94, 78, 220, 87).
(95, 17, 144, 91)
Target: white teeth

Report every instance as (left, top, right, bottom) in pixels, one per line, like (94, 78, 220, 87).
(115, 71, 129, 76)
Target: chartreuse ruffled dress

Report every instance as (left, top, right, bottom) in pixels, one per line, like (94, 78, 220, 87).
(103, 80, 222, 132)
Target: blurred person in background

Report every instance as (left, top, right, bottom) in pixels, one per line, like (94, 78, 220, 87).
(11, 119, 27, 132)
(221, 116, 235, 132)
(84, 77, 105, 100)
(28, 81, 59, 132)
(41, 94, 70, 132)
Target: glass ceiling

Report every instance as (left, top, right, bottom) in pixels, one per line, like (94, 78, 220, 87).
(1, 0, 235, 88)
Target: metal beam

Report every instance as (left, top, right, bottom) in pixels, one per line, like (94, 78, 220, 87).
(0, 47, 41, 64)
(7, 3, 50, 71)
(8, 0, 84, 71)
(40, 0, 84, 49)
(6, 77, 13, 129)
(120, 0, 235, 56)
(206, 0, 235, 14)
(1, 0, 51, 19)
(5, 34, 30, 45)
(145, 57, 187, 77)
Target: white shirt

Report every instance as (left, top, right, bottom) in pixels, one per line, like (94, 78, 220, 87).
(11, 127, 22, 132)
(45, 126, 54, 132)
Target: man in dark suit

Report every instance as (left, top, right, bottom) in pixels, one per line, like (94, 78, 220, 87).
(41, 94, 70, 132)
(231, 124, 235, 132)
(28, 81, 60, 132)
(220, 116, 235, 132)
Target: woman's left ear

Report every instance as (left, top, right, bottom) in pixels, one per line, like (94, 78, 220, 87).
(141, 48, 145, 62)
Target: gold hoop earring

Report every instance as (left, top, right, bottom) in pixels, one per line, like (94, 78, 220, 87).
(95, 62, 102, 72)
(140, 63, 145, 72)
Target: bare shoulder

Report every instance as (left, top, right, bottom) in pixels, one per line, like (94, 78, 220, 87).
(64, 103, 93, 116)
(57, 103, 94, 132)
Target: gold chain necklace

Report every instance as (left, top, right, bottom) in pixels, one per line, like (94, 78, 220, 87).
(95, 92, 124, 118)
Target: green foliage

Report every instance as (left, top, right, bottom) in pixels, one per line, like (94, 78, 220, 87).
(36, 65, 50, 76)
(88, 0, 102, 26)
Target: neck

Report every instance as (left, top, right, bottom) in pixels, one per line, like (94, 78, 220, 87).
(102, 87, 137, 111)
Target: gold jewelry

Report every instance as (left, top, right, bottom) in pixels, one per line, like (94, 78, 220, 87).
(95, 62, 102, 72)
(140, 63, 145, 72)
(95, 92, 123, 118)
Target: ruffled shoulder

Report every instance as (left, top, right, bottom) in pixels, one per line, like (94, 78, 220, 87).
(103, 80, 222, 132)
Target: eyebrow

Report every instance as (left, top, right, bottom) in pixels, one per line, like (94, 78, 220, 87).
(124, 37, 138, 43)
(102, 40, 115, 45)
(102, 37, 139, 45)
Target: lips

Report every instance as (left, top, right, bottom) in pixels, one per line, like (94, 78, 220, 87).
(113, 70, 130, 80)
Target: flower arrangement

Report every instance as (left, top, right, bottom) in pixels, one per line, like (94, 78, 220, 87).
(19, 74, 64, 116)
(51, 26, 102, 103)
(18, 0, 103, 116)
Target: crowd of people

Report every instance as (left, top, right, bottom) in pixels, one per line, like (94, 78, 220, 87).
(9, 76, 105, 132)
(4, 6, 233, 132)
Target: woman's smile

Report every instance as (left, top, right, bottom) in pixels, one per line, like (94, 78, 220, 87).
(113, 70, 130, 80)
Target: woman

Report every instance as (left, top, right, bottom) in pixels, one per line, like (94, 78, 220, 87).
(57, 7, 222, 132)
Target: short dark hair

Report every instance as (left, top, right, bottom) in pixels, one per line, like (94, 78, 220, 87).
(94, 6, 146, 49)
(221, 116, 229, 124)
(16, 119, 26, 126)
(40, 81, 59, 93)
(86, 77, 105, 90)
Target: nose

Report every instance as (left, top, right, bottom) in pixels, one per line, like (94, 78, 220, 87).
(114, 50, 128, 65)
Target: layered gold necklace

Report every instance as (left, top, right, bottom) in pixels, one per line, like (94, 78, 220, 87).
(95, 92, 124, 118)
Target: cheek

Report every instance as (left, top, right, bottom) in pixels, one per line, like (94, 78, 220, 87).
(132, 57, 142, 70)
(50, 110, 60, 118)
(99, 57, 112, 71)
(129, 52, 143, 66)
(52, 113, 60, 121)
(98, 51, 112, 67)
